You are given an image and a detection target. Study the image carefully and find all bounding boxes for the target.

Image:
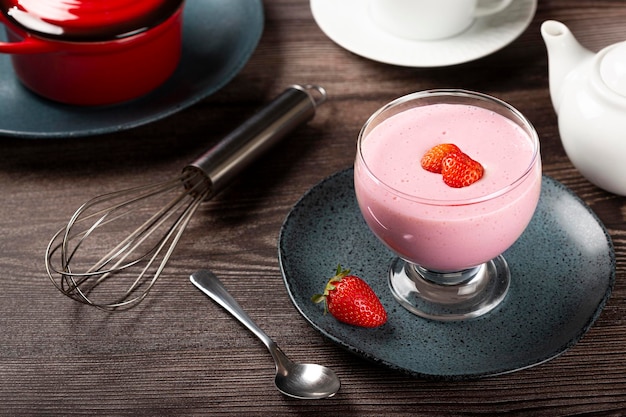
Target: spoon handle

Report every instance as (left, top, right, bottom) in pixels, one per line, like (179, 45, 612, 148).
(190, 269, 275, 350)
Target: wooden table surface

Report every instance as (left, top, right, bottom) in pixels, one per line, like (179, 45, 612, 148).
(2, 1, 626, 415)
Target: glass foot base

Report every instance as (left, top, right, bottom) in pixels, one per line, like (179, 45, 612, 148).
(388, 256, 510, 321)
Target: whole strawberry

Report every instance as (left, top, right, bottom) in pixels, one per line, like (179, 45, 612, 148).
(312, 266, 387, 328)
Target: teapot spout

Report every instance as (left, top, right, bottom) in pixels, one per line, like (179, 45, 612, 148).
(541, 20, 594, 114)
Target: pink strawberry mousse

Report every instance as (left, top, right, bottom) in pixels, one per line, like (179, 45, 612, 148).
(354, 102, 542, 272)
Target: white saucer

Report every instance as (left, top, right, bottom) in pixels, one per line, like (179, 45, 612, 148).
(310, 0, 537, 67)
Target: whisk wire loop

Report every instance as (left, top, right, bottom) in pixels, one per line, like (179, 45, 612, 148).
(46, 171, 211, 310)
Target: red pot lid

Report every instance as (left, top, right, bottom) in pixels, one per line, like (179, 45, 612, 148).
(0, 0, 184, 41)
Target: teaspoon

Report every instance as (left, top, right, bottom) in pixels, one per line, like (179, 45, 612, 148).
(190, 269, 341, 399)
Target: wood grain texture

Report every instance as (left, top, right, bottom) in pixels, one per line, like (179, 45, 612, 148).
(2, 0, 626, 415)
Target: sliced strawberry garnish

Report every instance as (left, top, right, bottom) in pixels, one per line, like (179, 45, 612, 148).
(420, 143, 461, 173)
(441, 151, 484, 188)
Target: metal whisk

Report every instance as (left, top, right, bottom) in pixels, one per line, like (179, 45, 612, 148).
(45, 85, 327, 310)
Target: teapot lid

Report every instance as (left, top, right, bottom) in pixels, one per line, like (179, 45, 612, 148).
(599, 42, 626, 97)
(0, 0, 183, 41)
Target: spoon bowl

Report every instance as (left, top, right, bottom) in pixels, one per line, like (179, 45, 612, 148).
(275, 362, 341, 400)
(190, 269, 340, 399)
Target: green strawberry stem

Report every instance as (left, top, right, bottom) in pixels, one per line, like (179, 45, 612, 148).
(311, 264, 350, 313)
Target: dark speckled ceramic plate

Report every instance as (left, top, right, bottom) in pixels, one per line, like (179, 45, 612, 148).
(278, 168, 615, 379)
(0, 0, 263, 138)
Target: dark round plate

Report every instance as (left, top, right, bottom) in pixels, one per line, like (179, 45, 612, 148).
(278, 168, 615, 379)
(0, 0, 264, 138)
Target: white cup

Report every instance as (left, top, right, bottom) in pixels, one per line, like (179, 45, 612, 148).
(370, 0, 513, 41)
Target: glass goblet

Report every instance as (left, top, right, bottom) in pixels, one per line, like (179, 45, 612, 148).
(354, 90, 542, 321)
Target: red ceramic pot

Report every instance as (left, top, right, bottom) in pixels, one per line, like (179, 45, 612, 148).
(0, 0, 184, 106)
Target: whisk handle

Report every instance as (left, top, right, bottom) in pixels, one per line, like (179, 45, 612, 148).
(183, 84, 327, 199)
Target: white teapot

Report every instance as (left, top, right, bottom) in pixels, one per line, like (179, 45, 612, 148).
(541, 20, 626, 196)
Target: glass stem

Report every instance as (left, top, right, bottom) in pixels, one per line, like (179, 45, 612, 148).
(411, 263, 484, 286)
